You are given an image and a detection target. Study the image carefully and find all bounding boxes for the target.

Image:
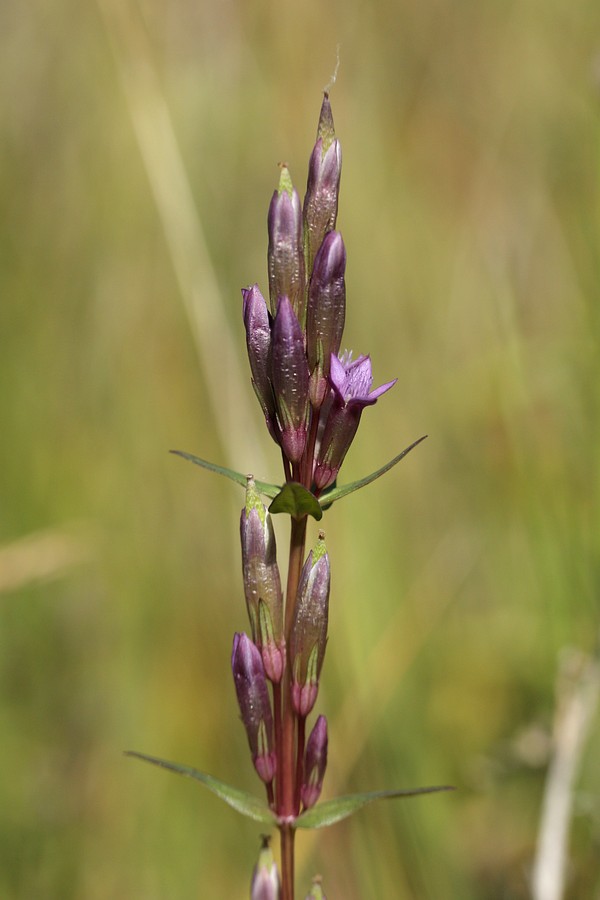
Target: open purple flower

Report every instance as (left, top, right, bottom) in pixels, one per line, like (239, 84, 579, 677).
(313, 352, 397, 491)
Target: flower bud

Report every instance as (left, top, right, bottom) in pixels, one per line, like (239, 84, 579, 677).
(251, 836, 280, 900)
(314, 353, 397, 491)
(240, 477, 285, 683)
(271, 296, 310, 464)
(290, 534, 330, 717)
(306, 231, 346, 407)
(231, 633, 276, 784)
(303, 94, 342, 280)
(242, 284, 278, 442)
(301, 715, 328, 810)
(268, 165, 306, 324)
(305, 876, 327, 900)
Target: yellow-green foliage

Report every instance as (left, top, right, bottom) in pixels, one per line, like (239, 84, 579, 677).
(1, 0, 599, 896)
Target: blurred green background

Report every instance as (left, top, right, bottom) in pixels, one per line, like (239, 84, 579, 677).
(1, 0, 599, 896)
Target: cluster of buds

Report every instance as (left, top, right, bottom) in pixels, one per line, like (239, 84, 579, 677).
(233, 480, 330, 803)
(242, 93, 396, 492)
(232, 93, 397, 897)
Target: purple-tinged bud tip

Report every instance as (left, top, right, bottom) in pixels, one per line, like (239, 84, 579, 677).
(303, 97, 342, 280)
(317, 93, 335, 149)
(251, 836, 280, 900)
(271, 296, 310, 464)
(231, 633, 276, 784)
(301, 715, 328, 810)
(305, 875, 327, 900)
(240, 476, 284, 682)
(242, 284, 278, 443)
(268, 165, 306, 324)
(307, 231, 347, 407)
(290, 534, 330, 717)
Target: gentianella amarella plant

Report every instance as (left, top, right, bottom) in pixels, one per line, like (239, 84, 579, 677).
(128, 94, 452, 899)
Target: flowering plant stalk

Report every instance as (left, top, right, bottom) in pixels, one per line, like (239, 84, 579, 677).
(128, 94, 452, 899)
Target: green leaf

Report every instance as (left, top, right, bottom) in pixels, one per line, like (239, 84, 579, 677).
(171, 450, 280, 499)
(269, 482, 323, 521)
(125, 751, 276, 825)
(319, 436, 427, 508)
(295, 784, 454, 830)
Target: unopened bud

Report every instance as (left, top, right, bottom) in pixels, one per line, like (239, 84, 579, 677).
(231, 634, 276, 784)
(240, 477, 285, 682)
(304, 875, 327, 900)
(251, 836, 280, 900)
(301, 715, 328, 810)
(242, 284, 278, 442)
(307, 231, 346, 407)
(290, 534, 330, 717)
(303, 94, 342, 280)
(268, 166, 305, 324)
(271, 296, 310, 464)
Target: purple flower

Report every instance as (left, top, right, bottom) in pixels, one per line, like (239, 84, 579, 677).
(313, 352, 397, 491)
(231, 633, 276, 784)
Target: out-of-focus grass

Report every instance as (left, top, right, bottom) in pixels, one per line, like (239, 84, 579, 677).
(1, 0, 599, 896)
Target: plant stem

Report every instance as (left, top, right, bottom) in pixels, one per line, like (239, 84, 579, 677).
(273, 681, 282, 810)
(294, 714, 306, 812)
(280, 822, 295, 900)
(279, 514, 308, 899)
(285, 517, 308, 639)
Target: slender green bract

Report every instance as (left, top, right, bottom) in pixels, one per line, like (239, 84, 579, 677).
(319, 435, 428, 507)
(295, 785, 455, 830)
(125, 751, 276, 825)
(126, 751, 453, 833)
(172, 435, 427, 519)
(170, 450, 280, 498)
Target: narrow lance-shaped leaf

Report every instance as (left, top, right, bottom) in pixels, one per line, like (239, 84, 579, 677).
(318, 436, 427, 509)
(295, 784, 455, 830)
(171, 450, 281, 499)
(125, 751, 276, 825)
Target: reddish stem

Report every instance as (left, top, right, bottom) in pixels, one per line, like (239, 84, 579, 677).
(266, 780, 275, 809)
(294, 714, 306, 812)
(280, 822, 295, 900)
(278, 514, 308, 900)
(273, 681, 282, 810)
(301, 405, 320, 488)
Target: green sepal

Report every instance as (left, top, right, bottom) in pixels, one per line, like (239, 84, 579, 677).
(319, 436, 427, 508)
(294, 784, 454, 830)
(269, 482, 323, 521)
(171, 450, 280, 499)
(125, 751, 276, 825)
